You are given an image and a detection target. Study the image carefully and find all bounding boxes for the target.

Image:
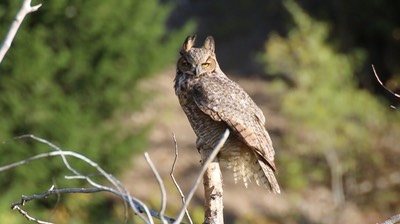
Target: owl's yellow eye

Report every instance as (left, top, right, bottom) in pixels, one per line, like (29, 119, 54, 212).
(202, 63, 210, 68)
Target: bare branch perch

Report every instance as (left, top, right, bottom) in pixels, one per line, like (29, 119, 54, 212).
(201, 148, 224, 224)
(0, 0, 42, 63)
(174, 129, 230, 224)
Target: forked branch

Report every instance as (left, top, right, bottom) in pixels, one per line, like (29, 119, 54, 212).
(1, 135, 178, 224)
(1, 131, 230, 224)
(0, 0, 42, 63)
(170, 133, 193, 224)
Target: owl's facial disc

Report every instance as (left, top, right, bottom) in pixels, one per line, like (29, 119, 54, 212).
(179, 58, 215, 76)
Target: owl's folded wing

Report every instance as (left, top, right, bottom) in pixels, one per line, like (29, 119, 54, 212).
(192, 79, 276, 170)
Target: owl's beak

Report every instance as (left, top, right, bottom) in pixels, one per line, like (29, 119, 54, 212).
(195, 65, 202, 76)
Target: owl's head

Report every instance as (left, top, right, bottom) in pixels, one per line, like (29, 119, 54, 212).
(177, 35, 219, 76)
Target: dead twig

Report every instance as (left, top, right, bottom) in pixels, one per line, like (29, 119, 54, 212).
(10, 186, 181, 224)
(14, 134, 146, 222)
(170, 133, 193, 224)
(12, 205, 53, 224)
(372, 65, 399, 109)
(0, 0, 42, 63)
(144, 152, 168, 224)
(1, 135, 183, 224)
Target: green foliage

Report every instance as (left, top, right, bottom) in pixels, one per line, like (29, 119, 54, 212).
(0, 0, 193, 223)
(263, 0, 400, 195)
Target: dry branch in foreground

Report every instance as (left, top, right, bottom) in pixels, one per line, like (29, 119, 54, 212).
(0, 130, 230, 224)
(171, 133, 193, 224)
(1, 135, 177, 224)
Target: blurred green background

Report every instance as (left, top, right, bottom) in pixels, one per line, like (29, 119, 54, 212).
(0, 0, 399, 223)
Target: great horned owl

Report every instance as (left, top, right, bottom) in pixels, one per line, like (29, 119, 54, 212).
(174, 35, 280, 193)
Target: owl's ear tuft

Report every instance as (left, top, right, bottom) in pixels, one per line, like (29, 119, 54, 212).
(203, 36, 215, 52)
(181, 35, 197, 54)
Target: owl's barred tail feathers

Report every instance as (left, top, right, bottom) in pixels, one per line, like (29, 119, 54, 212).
(224, 150, 280, 194)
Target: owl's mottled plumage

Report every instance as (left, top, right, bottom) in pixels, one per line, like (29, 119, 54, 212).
(174, 35, 280, 193)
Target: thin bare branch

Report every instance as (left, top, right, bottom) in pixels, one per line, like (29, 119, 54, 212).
(0, 0, 42, 63)
(372, 65, 400, 99)
(174, 129, 230, 224)
(379, 214, 400, 224)
(13, 134, 149, 222)
(170, 133, 193, 224)
(144, 152, 167, 224)
(372, 65, 399, 109)
(12, 188, 105, 207)
(0, 150, 146, 223)
(1, 136, 184, 224)
(12, 205, 53, 224)
(10, 187, 180, 224)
